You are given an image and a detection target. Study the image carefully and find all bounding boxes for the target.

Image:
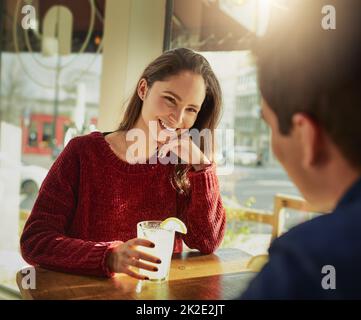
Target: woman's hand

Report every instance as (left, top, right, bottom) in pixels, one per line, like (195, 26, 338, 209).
(158, 130, 212, 170)
(106, 238, 162, 280)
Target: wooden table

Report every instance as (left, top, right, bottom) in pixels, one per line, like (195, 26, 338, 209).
(16, 248, 256, 300)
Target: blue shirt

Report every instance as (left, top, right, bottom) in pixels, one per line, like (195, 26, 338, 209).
(240, 176, 361, 299)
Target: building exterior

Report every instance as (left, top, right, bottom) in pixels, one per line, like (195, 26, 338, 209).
(1, 52, 101, 158)
(203, 51, 271, 165)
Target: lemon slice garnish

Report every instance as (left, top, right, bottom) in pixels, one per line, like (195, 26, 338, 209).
(160, 217, 187, 234)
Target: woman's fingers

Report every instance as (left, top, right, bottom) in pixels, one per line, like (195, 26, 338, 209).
(158, 139, 179, 157)
(109, 239, 162, 280)
(128, 238, 155, 248)
(124, 267, 149, 280)
(159, 134, 192, 157)
(128, 249, 162, 264)
(159, 139, 207, 164)
(127, 257, 159, 272)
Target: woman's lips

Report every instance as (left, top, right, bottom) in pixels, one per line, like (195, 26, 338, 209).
(158, 119, 177, 132)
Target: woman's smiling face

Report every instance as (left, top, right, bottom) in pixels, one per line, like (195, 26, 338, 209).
(137, 71, 206, 142)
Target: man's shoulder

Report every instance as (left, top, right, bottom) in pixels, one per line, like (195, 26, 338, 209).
(242, 180, 361, 300)
(272, 201, 361, 265)
(281, 200, 361, 239)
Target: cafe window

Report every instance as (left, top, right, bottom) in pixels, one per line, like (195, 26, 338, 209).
(27, 121, 38, 148)
(0, 0, 321, 298)
(0, 0, 105, 292)
(166, 0, 302, 253)
(41, 122, 52, 148)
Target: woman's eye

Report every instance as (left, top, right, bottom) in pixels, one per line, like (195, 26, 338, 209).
(188, 108, 198, 113)
(165, 96, 176, 105)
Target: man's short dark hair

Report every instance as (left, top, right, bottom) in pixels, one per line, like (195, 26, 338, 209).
(254, 0, 361, 170)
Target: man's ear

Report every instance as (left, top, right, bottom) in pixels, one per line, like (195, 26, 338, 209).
(137, 78, 148, 101)
(292, 113, 324, 168)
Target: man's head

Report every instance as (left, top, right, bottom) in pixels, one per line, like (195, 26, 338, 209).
(255, 0, 361, 210)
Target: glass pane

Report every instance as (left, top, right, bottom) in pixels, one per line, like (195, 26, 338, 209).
(41, 122, 52, 148)
(28, 121, 39, 147)
(282, 209, 323, 235)
(168, 0, 304, 253)
(0, 0, 105, 289)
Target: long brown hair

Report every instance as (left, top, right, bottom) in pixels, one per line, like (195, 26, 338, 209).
(117, 48, 222, 196)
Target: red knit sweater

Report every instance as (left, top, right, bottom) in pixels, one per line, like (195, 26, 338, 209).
(20, 131, 226, 277)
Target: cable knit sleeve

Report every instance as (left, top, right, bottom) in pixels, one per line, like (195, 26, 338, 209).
(177, 163, 226, 254)
(20, 137, 117, 278)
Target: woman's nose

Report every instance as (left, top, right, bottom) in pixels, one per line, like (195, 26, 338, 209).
(169, 110, 184, 127)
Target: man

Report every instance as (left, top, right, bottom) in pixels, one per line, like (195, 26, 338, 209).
(241, 0, 361, 299)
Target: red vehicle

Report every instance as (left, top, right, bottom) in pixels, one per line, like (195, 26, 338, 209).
(22, 114, 72, 155)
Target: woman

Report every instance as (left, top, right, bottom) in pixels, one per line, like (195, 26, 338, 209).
(20, 48, 226, 280)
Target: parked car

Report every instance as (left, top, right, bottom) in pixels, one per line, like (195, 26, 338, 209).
(20, 164, 48, 196)
(234, 146, 259, 166)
